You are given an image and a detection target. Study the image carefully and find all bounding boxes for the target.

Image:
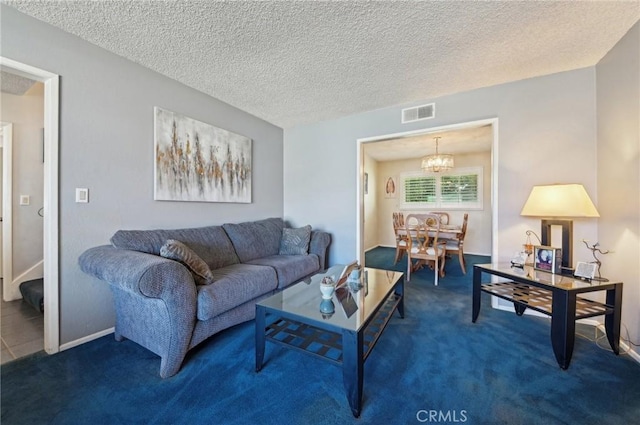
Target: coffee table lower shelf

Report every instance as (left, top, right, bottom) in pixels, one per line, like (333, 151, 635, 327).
(263, 294, 401, 366)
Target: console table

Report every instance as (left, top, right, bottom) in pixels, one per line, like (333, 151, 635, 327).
(472, 263, 622, 369)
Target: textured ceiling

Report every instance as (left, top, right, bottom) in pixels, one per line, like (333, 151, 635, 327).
(0, 70, 37, 95)
(5, 1, 639, 129)
(365, 124, 493, 161)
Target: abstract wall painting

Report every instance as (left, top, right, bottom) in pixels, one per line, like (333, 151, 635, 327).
(154, 107, 252, 203)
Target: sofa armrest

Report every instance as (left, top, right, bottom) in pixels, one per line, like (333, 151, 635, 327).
(309, 231, 331, 270)
(78, 245, 197, 302)
(79, 245, 198, 378)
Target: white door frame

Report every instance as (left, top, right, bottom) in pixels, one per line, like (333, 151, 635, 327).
(0, 122, 13, 284)
(0, 57, 60, 354)
(356, 118, 500, 270)
(1, 122, 13, 295)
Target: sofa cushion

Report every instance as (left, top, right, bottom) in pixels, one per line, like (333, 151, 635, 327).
(197, 263, 278, 321)
(111, 225, 239, 270)
(279, 225, 311, 255)
(222, 217, 284, 263)
(159, 239, 214, 285)
(247, 254, 320, 289)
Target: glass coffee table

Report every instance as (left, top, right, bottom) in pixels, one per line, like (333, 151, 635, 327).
(255, 266, 404, 418)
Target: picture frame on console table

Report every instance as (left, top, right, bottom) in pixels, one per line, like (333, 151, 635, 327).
(533, 245, 562, 274)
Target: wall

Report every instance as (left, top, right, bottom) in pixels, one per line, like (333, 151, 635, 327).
(362, 152, 378, 251)
(596, 22, 640, 356)
(1, 5, 284, 345)
(0, 83, 44, 288)
(373, 150, 492, 255)
(285, 68, 599, 267)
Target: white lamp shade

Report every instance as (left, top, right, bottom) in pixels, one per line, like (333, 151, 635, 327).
(520, 184, 600, 218)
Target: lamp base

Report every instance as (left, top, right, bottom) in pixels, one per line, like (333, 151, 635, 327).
(541, 219, 573, 270)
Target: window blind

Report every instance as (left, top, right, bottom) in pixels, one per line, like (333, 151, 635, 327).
(404, 176, 436, 204)
(441, 174, 478, 203)
(399, 167, 483, 210)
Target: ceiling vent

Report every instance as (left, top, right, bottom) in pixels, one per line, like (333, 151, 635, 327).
(401, 103, 435, 124)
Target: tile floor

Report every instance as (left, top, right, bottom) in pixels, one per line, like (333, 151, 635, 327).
(1, 298, 44, 365)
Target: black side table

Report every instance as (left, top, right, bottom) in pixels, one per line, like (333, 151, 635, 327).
(472, 263, 622, 369)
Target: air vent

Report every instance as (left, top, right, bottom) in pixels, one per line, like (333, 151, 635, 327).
(401, 103, 435, 123)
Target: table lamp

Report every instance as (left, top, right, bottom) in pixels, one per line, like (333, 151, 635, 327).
(520, 184, 599, 274)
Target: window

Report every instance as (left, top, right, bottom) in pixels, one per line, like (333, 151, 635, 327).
(400, 167, 483, 210)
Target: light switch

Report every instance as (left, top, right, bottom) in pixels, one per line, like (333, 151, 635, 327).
(19, 195, 30, 205)
(76, 188, 89, 203)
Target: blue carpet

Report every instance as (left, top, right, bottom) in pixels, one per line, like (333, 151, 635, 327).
(2, 248, 639, 424)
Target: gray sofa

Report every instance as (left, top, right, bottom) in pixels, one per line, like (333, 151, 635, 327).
(79, 217, 330, 378)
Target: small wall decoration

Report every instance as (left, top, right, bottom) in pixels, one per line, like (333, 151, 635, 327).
(385, 176, 396, 198)
(364, 173, 368, 195)
(154, 107, 252, 203)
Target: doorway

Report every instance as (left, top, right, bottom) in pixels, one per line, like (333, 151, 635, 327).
(0, 57, 60, 355)
(356, 118, 499, 267)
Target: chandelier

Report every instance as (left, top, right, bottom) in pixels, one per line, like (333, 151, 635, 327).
(421, 136, 454, 173)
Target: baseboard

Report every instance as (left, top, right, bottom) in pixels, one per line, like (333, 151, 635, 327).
(623, 343, 640, 363)
(593, 323, 640, 364)
(365, 245, 383, 252)
(14, 260, 44, 284)
(59, 327, 114, 352)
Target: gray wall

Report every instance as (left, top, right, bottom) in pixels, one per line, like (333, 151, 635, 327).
(596, 22, 640, 349)
(1, 5, 284, 344)
(1, 85, 44, 280)
(285, 68, 599, 267)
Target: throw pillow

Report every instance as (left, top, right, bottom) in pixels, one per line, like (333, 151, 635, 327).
(160, 239, 214, 285)
(279, 225, 312, 255)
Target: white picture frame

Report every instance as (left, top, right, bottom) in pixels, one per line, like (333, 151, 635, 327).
(574, 261, 597, 279)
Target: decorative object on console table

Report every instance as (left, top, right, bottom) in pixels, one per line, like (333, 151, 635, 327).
(510, 251, 528, 268)
(320, 276, 336, 299)
(347, 267, 363, 292)
(319, 298, 335, 318)
(154, 107, 252, 203)
(520, 183, 599, 275)
(523, 230, 542, 263)
(533, 245, 562, 274)
(511, 229, 541, 268)
(581, 240, 612, 282)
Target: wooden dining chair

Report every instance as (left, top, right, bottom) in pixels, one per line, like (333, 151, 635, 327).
(404, 213, 446, 285)
(428, 211, 450, 225)
(392, 212, 407, 264)
(444, 213, 469, 274)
